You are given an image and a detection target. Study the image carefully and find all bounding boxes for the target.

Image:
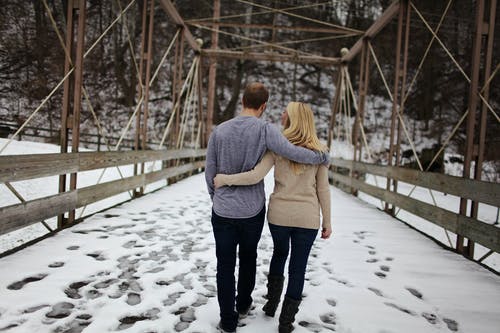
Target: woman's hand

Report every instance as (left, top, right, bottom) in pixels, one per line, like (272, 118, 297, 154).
(213, 174, 227, 189)
(321, 227, 332, 239)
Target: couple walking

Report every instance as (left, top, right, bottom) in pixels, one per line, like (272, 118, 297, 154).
(205, 82, 332, 333)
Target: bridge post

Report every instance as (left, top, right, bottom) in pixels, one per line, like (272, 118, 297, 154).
(458, 0, 497, 257)
(197, 55, 205, 148)
(327, 65, 342, 150)
(134, 0, 155, 197)
(206, 0, 220, 143)
(351, 38, 371, 196)
(386, 0, 409, 214)
(173, 31, 185, 148)
(58, 0, 86, 227)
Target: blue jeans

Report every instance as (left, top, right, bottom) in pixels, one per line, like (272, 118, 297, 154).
(211, 206, 265, 331)
(268, 223, 317, 301)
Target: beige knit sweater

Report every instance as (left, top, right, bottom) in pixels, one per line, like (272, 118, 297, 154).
(216, 151, 331, 230)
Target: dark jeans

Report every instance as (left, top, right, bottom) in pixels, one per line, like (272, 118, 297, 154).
(211, 206, 265, 331)
(268, 223, 317, 301)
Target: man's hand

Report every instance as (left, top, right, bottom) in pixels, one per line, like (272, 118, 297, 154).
(321, 227, 332, 239)
(213, 174, 227, 189)
(321, 152, 331, 166)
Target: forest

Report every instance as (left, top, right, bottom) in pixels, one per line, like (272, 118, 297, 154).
(0, 0, 498, 167)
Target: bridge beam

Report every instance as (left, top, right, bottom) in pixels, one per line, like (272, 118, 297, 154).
(202, 49, 341, 66)
(158, 0, 201, 53)
(342, 1, 400, 63)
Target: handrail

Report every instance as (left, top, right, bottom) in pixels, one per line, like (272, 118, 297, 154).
(0, 149, 207, 183)
(331, 158, 500, 207)
(0, 149, 207, 236)
(329, 158, 500, 254)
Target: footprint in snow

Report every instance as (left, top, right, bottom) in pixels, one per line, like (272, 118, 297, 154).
(163, 292, 184, 306)
(191, 294, 208, 307)
(443, 318, 459, 331)
(117, 308, 160, 330)
(65, 281, 92, 299)
(7, 274, 48, 290)
(299, 321, 335, 332)
(22, 304, 50, 314)
(48, 262, 65, 268)
(45, 302, 74, 319)
(367, 287, 384, 297)
(319, 312, 336, 325)
(126, 293, 141, 306)
(405, 287, 423, 299)
(384, 302, 417, 316)
(326, 298, 337, 307)
(422, 312, 439, 325)
(54, 319, 91, 333)
(86, 251, 106, 261)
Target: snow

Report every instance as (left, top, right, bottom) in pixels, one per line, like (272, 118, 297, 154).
(1, 166, 500, 332)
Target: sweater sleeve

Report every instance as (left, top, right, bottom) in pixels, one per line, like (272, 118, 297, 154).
(316, 164, 331, 229)
(204, 130, 217, 200)
(264, 123, 329, 165)
(216, 152, 275, 186)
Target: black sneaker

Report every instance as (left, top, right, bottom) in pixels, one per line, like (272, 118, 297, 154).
(217, 322, 236, 333)
(237, 303, 254, 319)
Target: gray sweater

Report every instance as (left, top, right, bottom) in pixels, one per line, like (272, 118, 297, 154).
(205, 115, 328, 219)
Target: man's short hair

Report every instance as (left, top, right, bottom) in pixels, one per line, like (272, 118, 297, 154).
(242, 82, 269, 109)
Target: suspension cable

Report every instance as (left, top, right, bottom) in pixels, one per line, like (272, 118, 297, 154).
(227, 33, 359, 52)
(236, 0, 363, 34)
(83, 0, 136, 58)
(193, 23, 319, 58)
(403, 0, 452, 105)
(186, 2, 332, 23)
(411, 2, 499, 123)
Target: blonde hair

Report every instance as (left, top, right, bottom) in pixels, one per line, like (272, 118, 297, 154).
(282, 102, 327, 174)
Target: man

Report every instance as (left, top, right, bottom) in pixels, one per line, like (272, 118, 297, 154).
(205, 82, 328, 333)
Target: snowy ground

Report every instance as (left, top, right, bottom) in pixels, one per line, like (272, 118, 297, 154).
(1, 172, 500, 333)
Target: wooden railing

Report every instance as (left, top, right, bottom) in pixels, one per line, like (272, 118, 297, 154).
(329, 158, 500, 254)
(0, 149, 206, 236)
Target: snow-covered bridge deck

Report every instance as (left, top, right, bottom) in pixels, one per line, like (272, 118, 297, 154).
(0, 173, 499, 333)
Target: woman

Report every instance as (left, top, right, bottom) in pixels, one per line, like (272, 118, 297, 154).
(214, 102, 332, 333)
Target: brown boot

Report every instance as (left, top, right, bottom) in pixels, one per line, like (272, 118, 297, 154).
(278, 296, 301, 333)
(262, 275, 284, 317)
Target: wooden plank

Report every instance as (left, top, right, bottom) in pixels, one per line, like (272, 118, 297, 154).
(0, 149, 206, 183)
(330, 158, 500, 207)
(78, 161, 206, 207)
(330, 170, 500, 253)
(78, 149, 205, 171)
(145, 161, 205, 184)
(202, 49, 341, 66)
(77, 174, 146, 207)
(0, 153, 78, 183)
(0, 191, 77, 235)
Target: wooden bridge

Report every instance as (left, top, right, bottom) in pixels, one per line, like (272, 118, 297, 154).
(0, 1, 499, 331)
